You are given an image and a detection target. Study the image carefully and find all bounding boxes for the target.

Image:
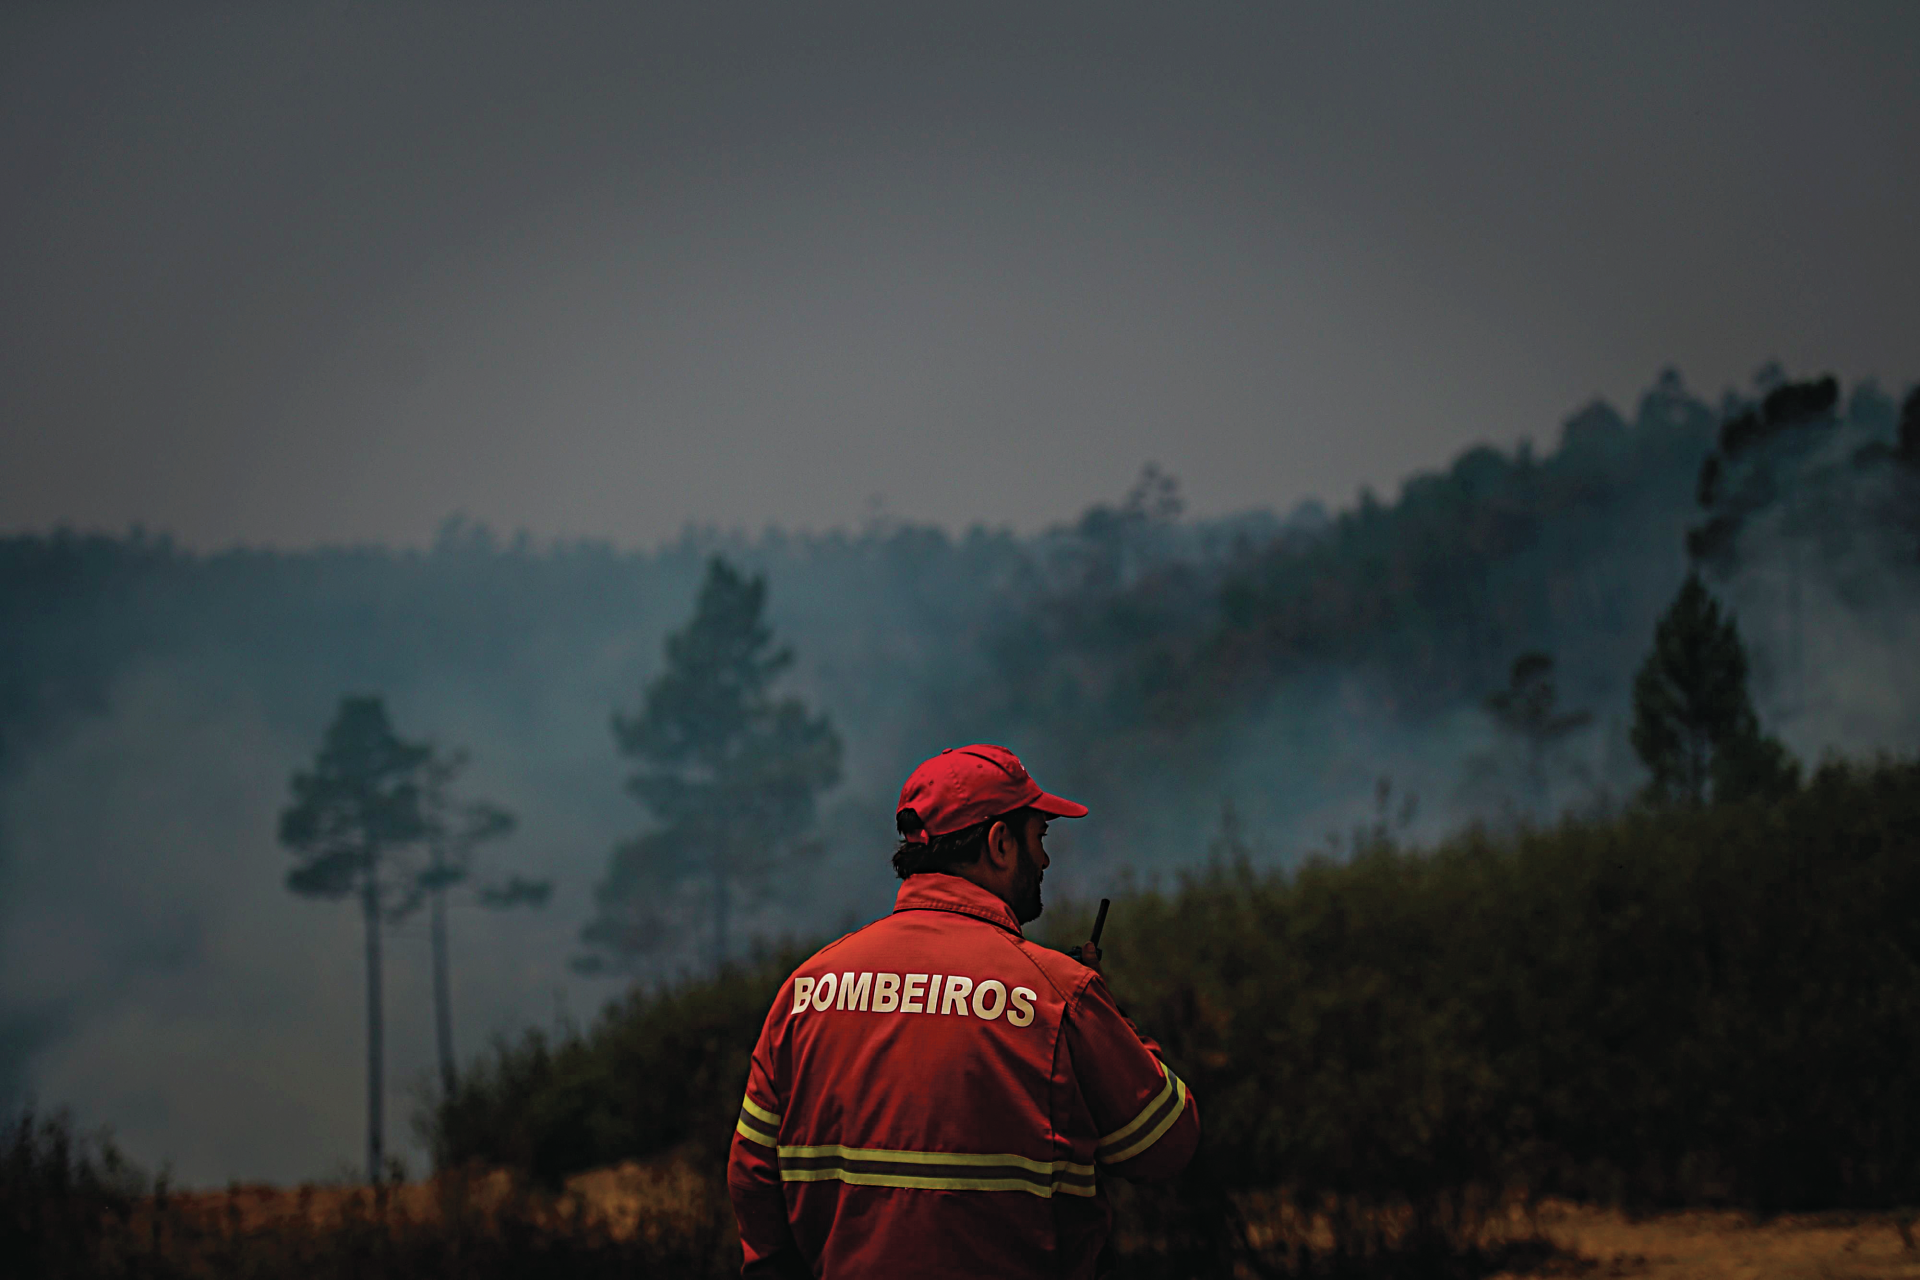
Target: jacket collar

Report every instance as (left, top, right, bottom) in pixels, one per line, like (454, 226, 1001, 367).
(893, 872, 1023, 936)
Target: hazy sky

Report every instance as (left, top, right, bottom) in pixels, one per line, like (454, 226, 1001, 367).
(4, 1, 1917, 549)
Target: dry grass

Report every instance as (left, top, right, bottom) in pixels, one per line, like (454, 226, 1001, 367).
(27, 1158, 743, 1279)
(134, 1173, 1920, 1279)
(1490, 1201, 1920, 1280)
(1117, 1189, 1920, 1278)
(156, 1159, 724, 1245)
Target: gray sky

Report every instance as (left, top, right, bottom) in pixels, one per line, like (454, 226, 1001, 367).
(3, 1, 1917, 549)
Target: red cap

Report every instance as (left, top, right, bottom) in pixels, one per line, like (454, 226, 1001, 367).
(895, 744, 1089, 843)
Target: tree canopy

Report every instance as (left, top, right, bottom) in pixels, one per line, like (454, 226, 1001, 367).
(580, 557, 842, 973)
(1630, 573, 1797, 806)
(279, 696, 431, 902)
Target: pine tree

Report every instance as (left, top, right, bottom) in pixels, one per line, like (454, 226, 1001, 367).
(398, 746, 545, 1101)
(579, 558, 842, 973)
(1630, 574, 1797, 806)
(278, 695, 429, 1184)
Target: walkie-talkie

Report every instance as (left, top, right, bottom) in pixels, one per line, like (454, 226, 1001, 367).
(1086, 897, 1111, 964)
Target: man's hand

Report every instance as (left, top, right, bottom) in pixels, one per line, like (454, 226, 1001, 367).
(1074, 942, 1103, 973)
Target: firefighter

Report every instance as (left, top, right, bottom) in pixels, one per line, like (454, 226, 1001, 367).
(728, 744, 1199, 1278)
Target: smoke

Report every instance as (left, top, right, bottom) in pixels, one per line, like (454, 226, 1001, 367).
(2, 374, 1917, 1184)
(1691, 375, 1920, 760)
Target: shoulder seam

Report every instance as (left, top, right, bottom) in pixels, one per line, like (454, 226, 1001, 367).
(994, 932, 1087, 1006)
(892, 901, 1024, 935)
(810, 916, 885, 960)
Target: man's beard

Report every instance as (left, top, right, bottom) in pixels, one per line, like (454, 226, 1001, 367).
(1010, 841, 1045, 924)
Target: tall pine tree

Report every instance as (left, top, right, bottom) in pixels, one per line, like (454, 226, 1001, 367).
(1631, 573, 1797, 806)
(278, 695, 429, 1183)
(580, 558, 842, 973)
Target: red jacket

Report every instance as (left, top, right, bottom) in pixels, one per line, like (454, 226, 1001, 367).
(728, 874, 1199, 1278)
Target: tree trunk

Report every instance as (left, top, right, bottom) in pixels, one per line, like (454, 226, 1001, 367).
(363, 871, 384, 1184)
(430, 838, 457, 1099)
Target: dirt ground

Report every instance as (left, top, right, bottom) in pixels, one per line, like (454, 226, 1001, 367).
(159, 1170, 1920, 1278)
(1493, 1201, 1920, 1280)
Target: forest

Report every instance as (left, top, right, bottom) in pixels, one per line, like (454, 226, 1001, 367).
(3, 366, 1920, 1273)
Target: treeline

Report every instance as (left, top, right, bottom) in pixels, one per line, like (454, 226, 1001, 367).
(419, 755, 1920, 1271)
(3, 368, 1912, 873)
(1001, 374, 1916, 790)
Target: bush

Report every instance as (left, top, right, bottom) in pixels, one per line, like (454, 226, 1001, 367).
(425, 946, 810, 1188)
(1059, 755, 1920, 1243)
(2, 1107, 148, 1277)
(419, 758, 1920, 1270)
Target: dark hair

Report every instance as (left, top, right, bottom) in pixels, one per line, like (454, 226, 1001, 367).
(893, 807, 1037, 879)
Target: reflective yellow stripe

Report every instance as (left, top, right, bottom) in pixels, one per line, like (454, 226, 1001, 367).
(737, 1090, 783, 1145)
(777, 1143, 1092, 1178)
(1096, 1063, 1177, 1155)
(779, 1166, 1097, 1198)
(1101, 1072, 1188, 1165)
(775, 1143, 1096, 1198)
(736, 1118, 778, 1147)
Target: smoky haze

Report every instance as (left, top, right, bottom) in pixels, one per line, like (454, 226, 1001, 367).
(5, 371, 1917, 1186)
(3, 2, 1918, 548)
(2, 1, 1919, 1192)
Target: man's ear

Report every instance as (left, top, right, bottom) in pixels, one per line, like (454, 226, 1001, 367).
(984, 818, 1018, 870)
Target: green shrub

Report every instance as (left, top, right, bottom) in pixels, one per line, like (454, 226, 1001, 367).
(420, 757, 1920, 1267)
(425, 946, 810, 1187)
(1062, 756, 1920, 1224)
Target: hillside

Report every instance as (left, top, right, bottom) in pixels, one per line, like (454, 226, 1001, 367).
(2, 366, 1916, 1183)
(417, 755, 1920, 1272)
